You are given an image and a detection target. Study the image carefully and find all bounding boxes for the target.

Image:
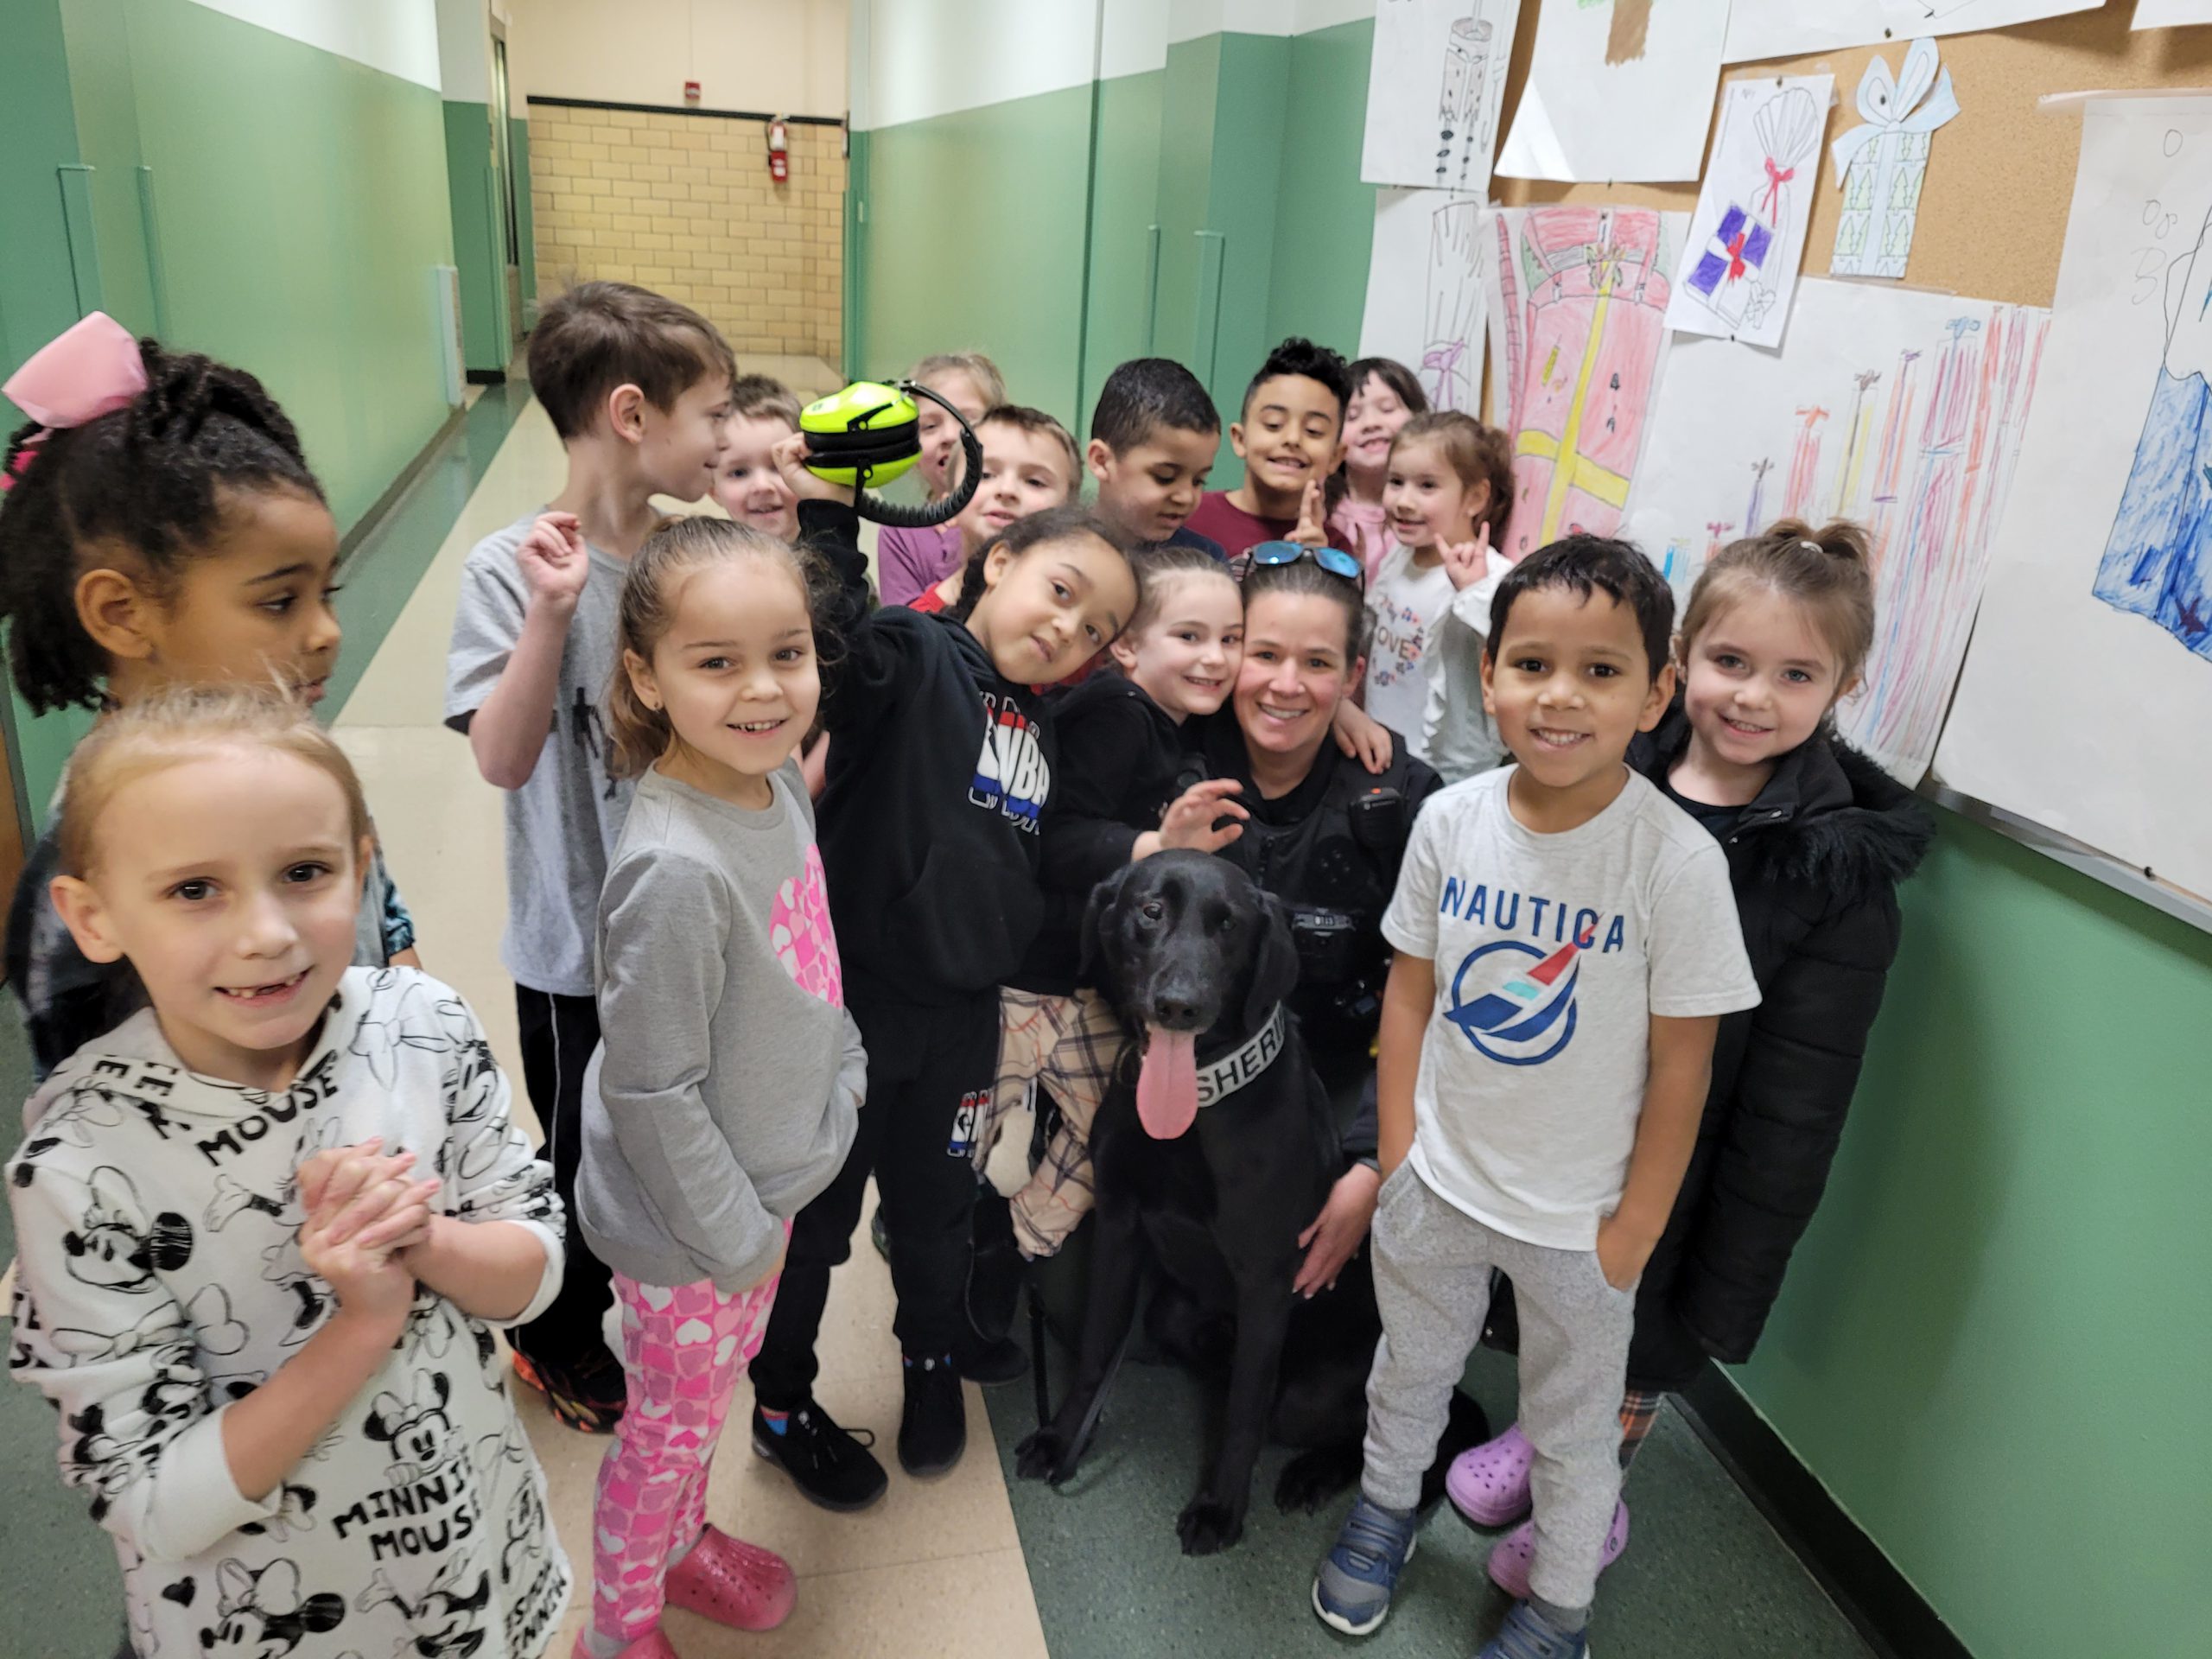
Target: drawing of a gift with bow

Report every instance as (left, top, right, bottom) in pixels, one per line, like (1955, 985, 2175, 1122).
(1830, 37, 1959, 280)
(1687, 86, 1822, 332)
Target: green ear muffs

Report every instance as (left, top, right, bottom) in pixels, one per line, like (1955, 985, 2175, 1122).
(798, 380, 983, 528)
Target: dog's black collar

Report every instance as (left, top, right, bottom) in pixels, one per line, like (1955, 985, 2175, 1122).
(1193, 1003, 1288, 1110)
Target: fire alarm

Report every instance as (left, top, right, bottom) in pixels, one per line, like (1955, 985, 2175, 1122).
(683, 79, 701, 102)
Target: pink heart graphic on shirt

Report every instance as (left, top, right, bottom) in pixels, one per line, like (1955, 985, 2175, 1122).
(770, 845, 844, 1008)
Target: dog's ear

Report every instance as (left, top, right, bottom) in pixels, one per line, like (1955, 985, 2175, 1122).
(1078, 863, 1136, 994)
(1243, 890, 1301, 1033)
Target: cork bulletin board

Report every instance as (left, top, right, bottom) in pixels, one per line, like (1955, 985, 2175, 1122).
(1487, 3, 2212, 312)
(1478, 0, 2212, 927)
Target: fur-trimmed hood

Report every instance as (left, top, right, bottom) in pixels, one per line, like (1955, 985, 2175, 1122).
(1633, 702, 1934, 907)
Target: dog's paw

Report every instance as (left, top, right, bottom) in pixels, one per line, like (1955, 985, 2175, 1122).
(1014, 1427, 1073, 1484)
(1175, 1495, 1244, 1555)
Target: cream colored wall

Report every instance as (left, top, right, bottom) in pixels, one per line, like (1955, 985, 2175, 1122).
(509, 0, 845, 114)
(529, 103, 843, 357)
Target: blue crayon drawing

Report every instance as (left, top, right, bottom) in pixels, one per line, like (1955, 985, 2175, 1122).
(2093, 208, 2212, 662)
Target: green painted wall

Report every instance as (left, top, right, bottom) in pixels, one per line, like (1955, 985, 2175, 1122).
(510, 114, 537, 317)
(1265, 21, 1378, 354)
(849, 85, 1095, 429)
(1736, 813, 2212, 1656)
(57, 0, 160, 339)
(446, 99, 512, 374)
(0, 0, 86, 425)
(0, 0, 459, 817)
(1147, 35, 1220, 431)
(1077, 68, 1165, 442)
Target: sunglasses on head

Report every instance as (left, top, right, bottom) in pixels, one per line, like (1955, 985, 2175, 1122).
(1248, 540, 1363, 584)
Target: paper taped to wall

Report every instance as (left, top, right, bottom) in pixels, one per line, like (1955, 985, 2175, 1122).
(1626, 277, 2049, 785)
(1830, 40, 1960, 283)
(1360, 0, 1521, 196)
(1667, 75, 1833, 348)
(1360, 188, 1489, 412)
(1724, 1, 2101, 64)
(1938, 95, 2212, 899)
(1497, 0, 1731, 183)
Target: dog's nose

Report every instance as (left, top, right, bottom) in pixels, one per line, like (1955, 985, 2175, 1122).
(1151, 991, 1204, 1028)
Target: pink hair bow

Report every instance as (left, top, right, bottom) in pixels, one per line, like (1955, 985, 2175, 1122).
(1, 312, 148, 493)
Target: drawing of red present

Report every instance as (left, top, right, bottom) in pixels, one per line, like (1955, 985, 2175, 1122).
(1688, 206, 1774, 328)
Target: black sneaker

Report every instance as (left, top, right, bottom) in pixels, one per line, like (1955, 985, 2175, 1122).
(750, 1400, 888, 1511)
(899, 1353, 966, 1478)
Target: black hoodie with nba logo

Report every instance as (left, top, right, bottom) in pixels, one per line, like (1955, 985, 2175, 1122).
(804, 501, 1058, 1008)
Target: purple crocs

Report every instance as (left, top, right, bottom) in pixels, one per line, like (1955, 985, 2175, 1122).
(1446, 1422, 1537, 1527)
(1484, 1498, 1630, 1601)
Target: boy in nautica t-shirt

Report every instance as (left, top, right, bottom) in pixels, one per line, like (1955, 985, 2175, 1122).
(1312, 536, 1758, 1659)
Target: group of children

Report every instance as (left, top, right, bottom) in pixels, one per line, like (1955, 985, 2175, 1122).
(0, 279, 1929, 1659)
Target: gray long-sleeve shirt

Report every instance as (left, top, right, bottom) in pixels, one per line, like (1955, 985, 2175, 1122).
(578, 763, 864, 1293)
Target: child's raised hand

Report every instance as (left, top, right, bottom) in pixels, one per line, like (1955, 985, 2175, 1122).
(1440, 524, 1491, 592)
(515, 512, 589, 611)
(1158, 778, 1248, 853)
(1288, 479, 1329, 548)
(771, 432, 856, 507)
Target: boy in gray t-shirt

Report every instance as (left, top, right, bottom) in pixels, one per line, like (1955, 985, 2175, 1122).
(442, 280, 735, 1432)
(1313, 537, 1758, 1659)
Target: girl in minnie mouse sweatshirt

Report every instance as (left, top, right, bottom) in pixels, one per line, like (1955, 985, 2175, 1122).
(7, 687, 569, 1659)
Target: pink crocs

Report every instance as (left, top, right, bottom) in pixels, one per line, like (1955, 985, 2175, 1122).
(665, 1525, 798, 1632)
(1484, 1498, 1630, 1601)
(1446, 1422, 1537, 1527)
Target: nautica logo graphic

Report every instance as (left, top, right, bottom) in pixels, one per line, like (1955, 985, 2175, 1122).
(1446, 939, 1580, 1066)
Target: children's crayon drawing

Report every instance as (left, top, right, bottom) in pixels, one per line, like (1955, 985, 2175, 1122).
(1830, 40, 1960, 282)
(1361, 0, 1521, 196)
(1942, 98, 2212, 899)
(1360, 188, 1488, 414)
(1484, 205, 1687, 559)
(1667, 75, 1833, 347)
(1626, 277, 2049, 785)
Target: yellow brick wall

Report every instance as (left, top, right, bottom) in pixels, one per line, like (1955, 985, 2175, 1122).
(527, 103, 843, 360)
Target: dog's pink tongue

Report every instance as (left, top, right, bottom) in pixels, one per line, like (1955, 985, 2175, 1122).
(1136, 1027, 1199, 1140)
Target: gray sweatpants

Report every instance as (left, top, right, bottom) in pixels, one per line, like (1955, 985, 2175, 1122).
(1361, 1164, 1635, 1611)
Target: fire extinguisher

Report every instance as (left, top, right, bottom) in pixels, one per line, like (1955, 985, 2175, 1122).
(767, 118, 789, 182)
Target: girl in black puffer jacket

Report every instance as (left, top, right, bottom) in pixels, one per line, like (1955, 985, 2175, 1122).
(1452, 518, 1933, 1599)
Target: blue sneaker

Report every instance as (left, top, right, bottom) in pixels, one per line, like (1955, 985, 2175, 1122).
(1477, 1600, 1592, 1658)
(1311, 1493, 1419, 1636)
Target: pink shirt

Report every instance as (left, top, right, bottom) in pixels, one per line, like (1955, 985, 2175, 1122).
(1330, 497, 1393, 581)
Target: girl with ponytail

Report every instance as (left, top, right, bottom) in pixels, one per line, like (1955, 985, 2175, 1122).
(0, 315, 418, 1074)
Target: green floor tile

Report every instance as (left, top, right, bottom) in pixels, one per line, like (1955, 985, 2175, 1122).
(988, 1338, 1874, 1659)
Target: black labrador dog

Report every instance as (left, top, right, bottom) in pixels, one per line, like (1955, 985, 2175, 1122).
(1017, 851, 1484, 1554)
